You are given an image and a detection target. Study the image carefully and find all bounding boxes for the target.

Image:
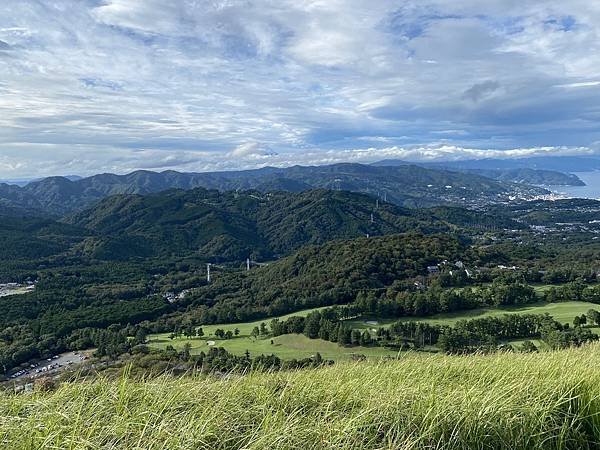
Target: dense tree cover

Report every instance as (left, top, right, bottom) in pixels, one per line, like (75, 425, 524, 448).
(0, 260, 175, 373)
(0, 216, 88, 262)
(542, 327, 599, 350)
(0, 184, 598, 375)
(352, 281, 536, 318)
(67, 188, 468, 261)
(544, 282, 600, 304)
(0, 322, 149, 374)
(175, 233, 468, 324)
(0, 232, 466, 373)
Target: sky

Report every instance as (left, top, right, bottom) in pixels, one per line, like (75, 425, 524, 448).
(1, 0, 600, 178)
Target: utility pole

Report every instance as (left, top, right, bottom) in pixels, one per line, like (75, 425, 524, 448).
(206, 263, 211, 283)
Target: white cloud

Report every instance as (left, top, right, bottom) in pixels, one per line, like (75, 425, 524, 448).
(0, 0, 600, 177)
(0, 142, 596, 179)
(230, 142, 278, 158)
(557, 81, 600, 89)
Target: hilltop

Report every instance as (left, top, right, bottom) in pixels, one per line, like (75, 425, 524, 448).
(3, 345, 600, 449)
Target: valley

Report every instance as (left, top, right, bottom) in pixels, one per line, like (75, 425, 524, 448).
(5, 3, 600, 446)
(0, 166, 599, 411)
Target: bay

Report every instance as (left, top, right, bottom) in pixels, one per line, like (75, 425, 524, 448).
(546, 171, 600, 200)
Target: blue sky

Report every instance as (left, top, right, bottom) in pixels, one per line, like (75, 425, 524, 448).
(1, 0, 600, 177)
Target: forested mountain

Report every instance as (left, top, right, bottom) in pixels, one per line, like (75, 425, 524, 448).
(0, 163, 547, 215)
(0, 187, 522, 265)
(373, 160, 585, 186)
(0, 186, 597, 374)
(67, 188, 503, 262)
(153, 233, 469, 323)
(0, 216, 88, 261)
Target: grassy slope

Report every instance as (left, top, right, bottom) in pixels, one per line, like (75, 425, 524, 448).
(3, 345, 600, 449)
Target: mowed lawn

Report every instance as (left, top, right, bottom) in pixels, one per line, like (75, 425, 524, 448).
(147, 307, 401, 361)
(347, 301, 600, 330)
(149, 301, 600, 360)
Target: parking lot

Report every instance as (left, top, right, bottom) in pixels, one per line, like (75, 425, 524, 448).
(8, 351, 89, 381)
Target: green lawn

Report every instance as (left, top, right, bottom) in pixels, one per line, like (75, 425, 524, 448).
(346, 301, 600, 330)
(149, 333, 400, 361)
(147, 307, 401, 361)
(149, 301, 600, 360)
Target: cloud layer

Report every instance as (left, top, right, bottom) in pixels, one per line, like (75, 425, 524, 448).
(1, 0, 600, 177)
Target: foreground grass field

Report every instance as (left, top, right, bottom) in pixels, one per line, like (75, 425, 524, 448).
(3, 345, 600, 449)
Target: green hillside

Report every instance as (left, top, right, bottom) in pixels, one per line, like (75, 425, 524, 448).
(67, 188, 467, 261)
(0, 216, 88, 262)
(176, 233, 467, 323)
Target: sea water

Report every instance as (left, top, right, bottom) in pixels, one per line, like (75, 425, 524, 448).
(547, 171, 600, 200)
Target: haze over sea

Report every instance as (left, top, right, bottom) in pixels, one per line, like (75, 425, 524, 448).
(548, 172, 600, 200)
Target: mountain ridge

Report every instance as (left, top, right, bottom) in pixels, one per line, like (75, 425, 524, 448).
(0, 163, 548, 216)
(373, 159, 586, 186)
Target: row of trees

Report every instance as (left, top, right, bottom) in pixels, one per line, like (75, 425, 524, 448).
(109, 345, 333, 377)
(271, 310, 373, 347)
(269, 306, 600, 355)
(544, 282, 600, 304)
(354, 281, 537, 318)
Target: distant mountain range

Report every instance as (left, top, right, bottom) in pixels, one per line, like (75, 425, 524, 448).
(0, 163, 548, 216)
(373, 159, 588, 186)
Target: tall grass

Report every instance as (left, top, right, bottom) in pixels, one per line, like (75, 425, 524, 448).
(2, 346, 600, 449)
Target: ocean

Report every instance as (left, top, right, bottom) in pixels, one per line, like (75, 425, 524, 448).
(547, 171, 600, 200)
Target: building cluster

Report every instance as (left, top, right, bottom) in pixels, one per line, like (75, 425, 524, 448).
(0, 280, 36, 297)
(163, 289, 192, 303)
